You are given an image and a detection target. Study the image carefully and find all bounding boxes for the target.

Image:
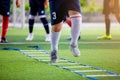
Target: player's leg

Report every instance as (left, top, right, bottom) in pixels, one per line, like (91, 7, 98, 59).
(0, 0, 10, 43)
(114, 0, 120, 23)
(105, 15, 111, 36)
(26, 15, 35, 41)
(26, 0, 37, 41)
(114, 1, 120, 23)
(50, 22, 63, 62)
(38, 0, 51, 41)
(40, 17, 51, 42)
(39, 15, 51, 41)
(68, 10, 81, 57)
(66, 17, 72, 27)
(1, 16, 9, 43)
(97, 14, 112, 40)
(49, 0, 64, 62)
(66, 17, 81, 40)
(65, 0, 81, 57)
(115, 13, 120, 23)
(97, 0, 112, 40)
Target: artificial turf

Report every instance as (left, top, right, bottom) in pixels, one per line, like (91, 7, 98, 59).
(0, 26, 120, 80)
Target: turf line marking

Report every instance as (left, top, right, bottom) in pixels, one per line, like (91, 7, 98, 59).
(1, 41, 120, 44)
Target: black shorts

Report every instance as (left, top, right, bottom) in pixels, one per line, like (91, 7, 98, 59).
(29, 0, 46, 16)
(0, 0, 10, 16)
(103, 0, 119, 15)
(49, 0, 81, 25)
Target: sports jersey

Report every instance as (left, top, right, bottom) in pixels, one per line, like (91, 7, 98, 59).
(0, 0, 10, 16)
(103, 0, 119, 14)
(49, 0, 81, 25)
(29, 0, 46, 16)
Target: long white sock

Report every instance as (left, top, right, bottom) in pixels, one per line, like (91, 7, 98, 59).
(51, 30, 61, 51)
(70, 14, 82, 46)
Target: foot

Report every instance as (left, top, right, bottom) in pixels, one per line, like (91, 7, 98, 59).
(66, 36, 81, 40)
(0, 38, 8, 43)
(70, 44, 80, 57)
(50, 50, 58, 63)
(26, 33, 34, 41)
(45, 34, 51, 42)
(97, 35, 112, 40)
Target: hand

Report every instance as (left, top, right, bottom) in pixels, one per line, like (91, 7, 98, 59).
(16, 0, 21, 8)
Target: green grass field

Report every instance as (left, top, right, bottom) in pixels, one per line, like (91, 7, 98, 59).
(0, 25, 120, 80)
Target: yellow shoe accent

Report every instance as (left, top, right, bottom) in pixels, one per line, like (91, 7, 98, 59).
(106, 35, 112, 39)
(97, 35, 112, 40)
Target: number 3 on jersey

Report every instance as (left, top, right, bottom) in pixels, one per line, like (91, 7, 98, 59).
(52, 12, 56, 20)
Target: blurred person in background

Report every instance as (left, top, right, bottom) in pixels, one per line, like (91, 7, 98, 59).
(98, 0, 120, 40)
(26, 0, 51, 42)
(0, 0, 20, 43)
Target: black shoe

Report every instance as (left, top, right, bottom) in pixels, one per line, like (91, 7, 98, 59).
(78, 36, 81, 40)
(50, 50, 58, 63)
(0, 38, 8, 43)
(66, 36, 81, 40)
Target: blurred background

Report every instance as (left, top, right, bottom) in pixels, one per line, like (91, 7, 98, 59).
(0, 0, 120, 28)
(0, 0, 111, 28)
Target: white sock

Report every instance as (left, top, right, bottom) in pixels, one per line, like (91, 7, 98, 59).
(70, 14, 82, 46)
(51, 30, 61, 51)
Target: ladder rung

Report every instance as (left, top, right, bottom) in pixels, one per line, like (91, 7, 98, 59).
(73, 70, 104, 72)
(63, 66, 90, 68)
(86, 74, 120, 77)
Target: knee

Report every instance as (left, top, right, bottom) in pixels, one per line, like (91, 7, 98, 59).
(29, 15, 35, 20)
(52, 22, 63, 32)
(68, 10, 81, 17)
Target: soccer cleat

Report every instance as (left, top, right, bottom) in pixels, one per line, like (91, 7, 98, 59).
(66, 36, 81, 40)
(45, 34, 51, 42)
(0, 38, 8, 43)
(97, 35, 112, 40)
(70, 44, 80, 57)
(50, 50, 58, 63)
(26, 33, 34, 41)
